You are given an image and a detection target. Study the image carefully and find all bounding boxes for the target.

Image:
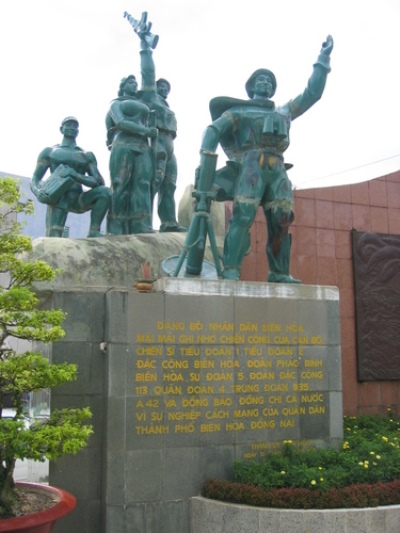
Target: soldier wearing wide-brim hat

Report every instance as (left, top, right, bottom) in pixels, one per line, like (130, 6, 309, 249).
(185, 35, 334, 283)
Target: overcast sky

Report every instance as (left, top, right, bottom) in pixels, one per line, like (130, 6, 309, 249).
(1, 0, 399, 218)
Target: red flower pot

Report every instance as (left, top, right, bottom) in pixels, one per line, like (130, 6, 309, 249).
(0, 482, 76, 533)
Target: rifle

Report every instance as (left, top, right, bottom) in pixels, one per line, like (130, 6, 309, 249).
(148, 110, 159, 204)
(124, 11, 159, 49)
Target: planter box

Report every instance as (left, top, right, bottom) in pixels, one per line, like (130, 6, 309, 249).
(191, 496, 400, 533)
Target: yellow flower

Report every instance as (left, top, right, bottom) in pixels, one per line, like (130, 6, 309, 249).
(369, 451, 375, 455)
(382, 436, 388, 442)
(376, 455, 381, 460)
(320, 477, 324, 482)
(280, 471, 286, 475)
(311, 480, 316, 486)
(318, 466, 323, 470)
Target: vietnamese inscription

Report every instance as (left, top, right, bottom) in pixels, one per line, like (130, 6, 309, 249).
(133, 320, 330, 449)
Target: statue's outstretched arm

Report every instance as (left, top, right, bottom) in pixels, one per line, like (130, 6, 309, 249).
(282, 35, 334, 120)
(140, 47, 156, 97)
(124, 11, 158, 97)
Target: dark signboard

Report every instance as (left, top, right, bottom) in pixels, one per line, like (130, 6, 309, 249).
(352, 230, 400, 381)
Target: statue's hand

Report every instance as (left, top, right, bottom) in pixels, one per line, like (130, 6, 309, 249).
(147, 127, 158, 139)
(85, 176, 103, 188)
(33, 187, 50, 203)
(73, 173, 101, 188)
(321, 35, 334, 56)
(65, 168, 81, 180)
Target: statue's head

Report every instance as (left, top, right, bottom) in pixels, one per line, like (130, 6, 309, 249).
(245, 69, 276, 99)
(60, 117, 79, 136)
(118, 75, 138, 97)
(156, 78, 171, 99)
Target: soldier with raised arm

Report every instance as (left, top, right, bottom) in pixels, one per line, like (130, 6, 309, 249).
(185, 35, 334, 282)
(135, 12, 186, 232)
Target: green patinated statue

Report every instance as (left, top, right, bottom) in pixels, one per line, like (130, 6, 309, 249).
(30, 117, 111, 238)
(106, 11, 184, 235)
(138, 19, 186, 233)
(105, 13, 159, 234)
(185, 35, 334, 282)
(105, 74, 157, 234)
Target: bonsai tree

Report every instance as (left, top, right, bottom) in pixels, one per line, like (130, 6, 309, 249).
(0, 177, 93, 517)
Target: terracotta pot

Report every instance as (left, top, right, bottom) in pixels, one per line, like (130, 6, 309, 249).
(0, 482, 76, 533)
(135, 279, 154, 293)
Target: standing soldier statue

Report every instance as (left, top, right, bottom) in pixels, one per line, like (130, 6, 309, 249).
(184, 35, 334, 282)
(127, 11, 186, 232)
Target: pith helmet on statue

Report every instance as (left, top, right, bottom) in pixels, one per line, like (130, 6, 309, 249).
(245, 69, 277, 98)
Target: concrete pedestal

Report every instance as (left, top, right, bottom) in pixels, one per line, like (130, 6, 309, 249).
(46, 276, 341, 533)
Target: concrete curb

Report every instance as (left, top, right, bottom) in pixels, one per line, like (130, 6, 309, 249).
(191, 496, 400, 533)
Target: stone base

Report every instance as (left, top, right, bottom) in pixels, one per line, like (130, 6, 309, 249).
(191, 497, 400, 533)
(47, 277, 342, 533)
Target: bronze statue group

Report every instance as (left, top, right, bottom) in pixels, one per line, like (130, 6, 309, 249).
(30, 12, 333, 283)
(31, 13, 183, 238)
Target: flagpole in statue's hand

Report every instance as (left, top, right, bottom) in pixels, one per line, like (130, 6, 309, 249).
(123, 11, 159, 49)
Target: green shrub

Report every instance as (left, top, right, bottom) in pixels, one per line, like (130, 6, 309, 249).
(202, 412, 400, 508)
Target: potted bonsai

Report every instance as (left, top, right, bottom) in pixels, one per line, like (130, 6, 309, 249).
(0, 177, 93, 530)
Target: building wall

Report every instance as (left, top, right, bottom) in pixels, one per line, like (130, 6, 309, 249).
(239, 170, 400, 416)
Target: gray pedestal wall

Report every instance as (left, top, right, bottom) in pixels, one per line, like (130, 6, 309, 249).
(49, 288, 107, 533)
(49, 279, 342, 533)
